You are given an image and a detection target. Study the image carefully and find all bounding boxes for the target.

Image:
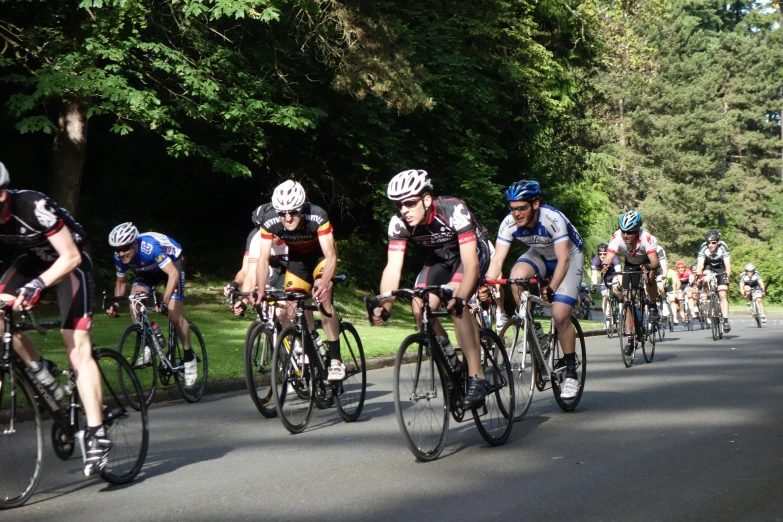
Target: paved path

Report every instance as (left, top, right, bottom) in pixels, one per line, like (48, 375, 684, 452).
(9, 315, 783, 522)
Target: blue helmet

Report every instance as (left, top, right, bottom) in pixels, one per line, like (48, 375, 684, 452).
(505, 180, 541, 201)
(619, 210, 643, 232)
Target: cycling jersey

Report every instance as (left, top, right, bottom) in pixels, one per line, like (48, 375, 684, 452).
(0, 190, 93, 330)
(114, 233, 183, 277)
(739, 272, 763, 288)
(607, 228, 657, 265)
(591, 255, 620, 272)
(0, 190, 87, 262)
(388, 196, 489, 260)
(676, 268, 694, 286)
(258, 203, 332, 255)
(496, 204, 583, 259)
(246, 228, 288, 267)
(697, 241, 730, 270)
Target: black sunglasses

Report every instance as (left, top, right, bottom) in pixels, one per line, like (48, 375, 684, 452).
(708, 241, 719, 245)
(395, 198, 421, 210)
(114, 244, 133, 253)
(277, 209, 301, 217)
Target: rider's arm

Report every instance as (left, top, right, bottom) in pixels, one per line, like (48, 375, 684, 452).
(486, 240, 510, 280)
(313, 232, 338, 301)
(379, 249, 405, 312)
(114, 276, 127, 297)
(37, 226, 82, 288)
(160, 261, 181, 304)
(645, 250, 660, 273)
(590, 268, 600, 287)
(723, 257, 731, 280)
(456, 240, 479, 302)
(242, 257, 258, 293)
(696, 258, 705, 274)
(253, 235, 274, 302)
(548, 240, 570, 293)
(235, 255, 248, 287)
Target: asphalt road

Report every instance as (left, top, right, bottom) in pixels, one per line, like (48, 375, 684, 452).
(8, 314, 783, 522)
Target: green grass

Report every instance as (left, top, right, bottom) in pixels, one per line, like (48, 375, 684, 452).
(24, 282, 605, 383)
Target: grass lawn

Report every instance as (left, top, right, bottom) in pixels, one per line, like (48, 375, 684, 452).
(24, 282, 605, 383)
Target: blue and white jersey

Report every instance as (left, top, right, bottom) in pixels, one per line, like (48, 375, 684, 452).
(496, 204, 583, 260)
(114, 232, 183, 277)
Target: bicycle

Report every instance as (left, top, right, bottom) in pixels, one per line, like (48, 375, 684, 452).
(0, 301, 148, 509)
(679, 289, 695, 331)
(364, 285, 513, 461)
(751, 296, 763, 328)
(603, 286, 620, 339)
(493, 277, 586, 422)
(699, 274, 725, 341)
(106, 292, 208, 408)
(271, 281, 366, 434)
(613, 270, 655, 367)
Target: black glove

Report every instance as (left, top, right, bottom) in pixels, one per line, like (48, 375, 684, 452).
(541, 286, 554, 303)
(19, 277, 45, 307)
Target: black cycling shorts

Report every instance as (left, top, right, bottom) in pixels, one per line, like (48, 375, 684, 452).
(267, 266, 285, 289)
(622, 263, 647, 291)
(132, 257, 186, 302)
(0, 253, 95, 331)
(414, 239, 491, 294)
(283, 250, 327, 293)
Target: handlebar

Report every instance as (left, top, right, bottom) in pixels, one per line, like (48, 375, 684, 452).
(0, 301, 58, 336)
(482, 277, 549, 287)
(363, 285, 459, 326)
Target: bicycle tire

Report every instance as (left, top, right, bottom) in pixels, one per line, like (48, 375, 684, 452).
(643, 302, 656, 363)
(0, 367, 43, 509)
(271, 326, 314, 434)
(473, 329, 514, 446)
(393, 333, 449, 461)
(754, 301, 762, 328)
(710, 296, 720, 341)
(93, 348, 149, 485)
(244, 321, 277, 418)
(335, 322, 367, 422)
(619, 302, 634, 368)
(173, 322, 208, 402)
(498, 316, 535, 422)
(551, 315, 587, 411)
(117, 323, 158, 410)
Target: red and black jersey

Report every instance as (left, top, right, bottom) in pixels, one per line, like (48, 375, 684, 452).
(387, 196, 489, 261)
(0, 190, 87, 262)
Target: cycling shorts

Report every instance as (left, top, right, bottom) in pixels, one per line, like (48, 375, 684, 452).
(745, 287, 763, 300)
(132, 257, 186, 302)
(515, 250, 584, 307)
(414, 239, 491, 294)
(283, 251, 327, 293)
(621, 263, 647, 291)
(267, 266, 285, 289)
(0, 253, 95, 331)
(703, 269, 728, 288)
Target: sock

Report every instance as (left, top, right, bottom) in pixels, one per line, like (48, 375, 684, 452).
(326, 340, 341, 363)
(86, 425, 105, 439)
(183, 349, 196, 362)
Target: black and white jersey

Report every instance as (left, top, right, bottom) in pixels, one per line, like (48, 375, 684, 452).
(739, 272, 763, 288)
(697, 241, 730, 270)
(0, 190, 87, 262)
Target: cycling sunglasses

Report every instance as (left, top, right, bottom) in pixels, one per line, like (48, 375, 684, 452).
(395, 198, 421, 210)
(277, 209, 302, 217)
(114, 244, 133, 254)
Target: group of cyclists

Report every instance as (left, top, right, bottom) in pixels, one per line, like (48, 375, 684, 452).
(0, 157, 769, 480)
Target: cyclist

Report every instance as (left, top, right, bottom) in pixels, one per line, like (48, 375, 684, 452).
(106, 223, 196, 384)
(252, 180, 344, 380)
(0, 162, 109, 476)
(225, 204, 289, 316)
(739, 263, 765, 324)
(654, 244, 669, 311)
(371, 169, 492, 407)
(672, 260, 695, 324)
(601, 210, 661, 355)
(484, 179, 585, 400)
(590, 242, 620, 322)
(577, 282, 594, 318)
(695, 229, 731, 332)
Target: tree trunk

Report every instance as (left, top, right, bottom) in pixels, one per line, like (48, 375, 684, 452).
(50, 99, 89, 214)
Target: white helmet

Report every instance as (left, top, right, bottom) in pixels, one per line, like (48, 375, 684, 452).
(0, 162, 9, 188)
(387, 169, 433, 201)
(272, 180, 306, 212)
(745, 263, 755, 272)
(109, 222, 139, 247)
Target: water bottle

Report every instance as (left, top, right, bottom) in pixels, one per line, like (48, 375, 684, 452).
(151, 323, 166, 349)
(313, 332, 326, 357)
(30, 359, 65, 402)
(482, 309, 490, 326)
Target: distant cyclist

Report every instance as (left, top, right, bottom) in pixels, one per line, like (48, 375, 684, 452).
(107, 223, 197, 384)
(739, 263, 765, 324)
(672, 260, 695, 324)
(590, 242, 620, 321)
(0, 162, 109, 476)
(484, 180, 585, 400)
(601, 210, 661, 355)
(695, 229, 731, 332)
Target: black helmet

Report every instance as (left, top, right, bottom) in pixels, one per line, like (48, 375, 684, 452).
(252, 203, 272, 227)
(597, 242, 609, 253)
(705, 229, 720, 241)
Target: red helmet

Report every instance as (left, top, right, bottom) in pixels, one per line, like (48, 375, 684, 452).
(676, 260, 686, 269)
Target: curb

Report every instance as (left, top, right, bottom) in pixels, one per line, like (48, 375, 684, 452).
(151, 327, 608, 405)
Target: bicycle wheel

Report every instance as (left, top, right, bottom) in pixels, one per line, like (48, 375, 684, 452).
(619, 302, 634, 368)
(393, 333, 449, 461)
(643, 303, 656, 363)
(473, 329, 514, 446)
(310, 323, 334, 411)
(93, 348, 149, 485)
(499, 316, 535, 422)
(604, 301, 614, 339)
(710, 298, 719, 341)
(172, 322, 208, 402)
(335, 322, 367, 422)
(117, 323, 158, 410)
(754, 301, 762, 328)
(0, 367, 43, 509)
(271, 326, 314, 433)
(244, 321, 277, 418)
(551, 316, 587, 411)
